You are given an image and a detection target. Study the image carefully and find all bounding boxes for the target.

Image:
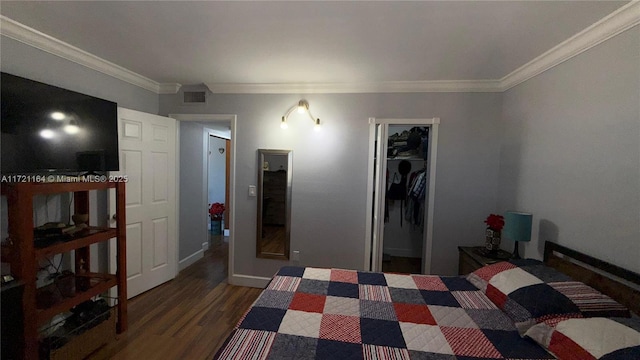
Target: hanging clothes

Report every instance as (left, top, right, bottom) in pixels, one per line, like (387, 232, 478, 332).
(405, 167, 427, 228)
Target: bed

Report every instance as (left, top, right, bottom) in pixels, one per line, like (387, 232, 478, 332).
(214, 241, 640, 359)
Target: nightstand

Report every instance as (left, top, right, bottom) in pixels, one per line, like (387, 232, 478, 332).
(458, 246, 512, 275)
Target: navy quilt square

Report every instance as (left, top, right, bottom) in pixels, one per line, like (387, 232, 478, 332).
(315, 339, 363, 360)
(327, 281, 359, 299)
(509, 283, 579, 318)
(267, 334, 318, 360)
(239, 307, 286, 332)
(360, 318, 406, 348)
(420, 290, 460, 307)
(389, 288, 427, 305)
(357, 271, 387, 286)
(277, 266, 306, 277)
(298, 279, 330, 295)
(407, 351, 456, 360)
(441, 277, 477, 291)
(482, 329, 554, 358)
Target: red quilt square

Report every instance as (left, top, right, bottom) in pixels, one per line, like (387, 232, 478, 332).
(441, 327, 501, 358)
(549, 330, 597, 360)
(289, 292, 326, 313)
(412, 276, 448, 291)
(394, 303, 436, 325)
(319, 314, 362, 344)
(473, 261, 516, 281)
(330, 269, 359, 284)
(485, 284, 507, 308)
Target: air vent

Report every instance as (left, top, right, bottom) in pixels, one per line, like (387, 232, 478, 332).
(183, 91, 207, 104)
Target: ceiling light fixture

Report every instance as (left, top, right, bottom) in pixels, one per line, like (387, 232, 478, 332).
(281, 99, 320, 130)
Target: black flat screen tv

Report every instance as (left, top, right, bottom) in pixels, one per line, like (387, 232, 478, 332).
(1, 72, 119, 175)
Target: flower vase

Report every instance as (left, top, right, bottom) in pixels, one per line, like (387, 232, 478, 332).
(485, 228, 501, 252)
(210, 218, 222, 235)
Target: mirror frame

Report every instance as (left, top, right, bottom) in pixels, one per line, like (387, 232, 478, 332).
(256, 149, 292, 260)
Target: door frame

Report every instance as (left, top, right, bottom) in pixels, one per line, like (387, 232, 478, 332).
(207, 134, 231, 235)
(169, 114, 236, 277)
(365, 117, 440, 274)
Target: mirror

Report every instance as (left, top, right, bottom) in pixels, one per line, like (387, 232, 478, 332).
(257, 149, 292, 259)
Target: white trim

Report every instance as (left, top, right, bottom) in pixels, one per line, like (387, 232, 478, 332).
(159, 83, 182, 94)
(0, 15, 182, 94)
(365, 118, 439, 274)
(204, 80, 502, 94)
(178, 248, 204, 271)
(203, 241, 210, 252)
(229, 274, 271, 288)
(500, 1, 640, 91)
(2, 3, 637, 94)
(169, 114, 238, 287)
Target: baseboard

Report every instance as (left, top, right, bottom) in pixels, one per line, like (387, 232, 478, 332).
(202, 241, 209, 251)
(178, 248, 204, 271)
(229, 273, 270, 288)
(382, 247, 422, 258)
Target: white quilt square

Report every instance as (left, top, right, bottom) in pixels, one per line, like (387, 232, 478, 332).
(489, 268, 543, 295)
(278, 310, 322, 338)
(399, 322, 454, 354)
(557, 318, 640, 358)
(428, 305, 478, 329)
(323, 296, 360, 316)
(303, 268, 331, 281)
(384, 273, 418, 289)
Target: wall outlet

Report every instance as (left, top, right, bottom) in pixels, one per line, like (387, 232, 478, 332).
(292, 250, 300, 265)
(248, 185, 256, 197)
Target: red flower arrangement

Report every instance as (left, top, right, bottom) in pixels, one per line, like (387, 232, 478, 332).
(484, 214, 505, 231)
(209, 202, 225, 220)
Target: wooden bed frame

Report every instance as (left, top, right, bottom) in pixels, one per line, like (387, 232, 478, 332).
(543, 241, 640, 316)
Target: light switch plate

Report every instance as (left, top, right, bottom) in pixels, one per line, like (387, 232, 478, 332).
(249, 185, 257, 197)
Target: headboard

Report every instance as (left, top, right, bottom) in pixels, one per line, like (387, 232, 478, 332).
(543, 241, 640, 316)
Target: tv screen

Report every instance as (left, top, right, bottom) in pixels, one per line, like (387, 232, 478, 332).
(1, 72, 119, 175)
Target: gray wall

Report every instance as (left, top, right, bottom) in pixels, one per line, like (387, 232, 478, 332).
(498, 27, 640, 273)
(1, 37, 159, 114)
(161, 92, 503, 276)
(178, 122, 209, 260)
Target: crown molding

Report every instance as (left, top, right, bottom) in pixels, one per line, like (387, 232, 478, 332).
(0, 15, 172, 94)
(2, 1, 638, 95)
(158, 83, 182, 94)
(204, 80, 502, 94)
(500, 1, 640, 91)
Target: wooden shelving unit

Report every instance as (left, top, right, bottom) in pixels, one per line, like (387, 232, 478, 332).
(1, 181, 127, 360)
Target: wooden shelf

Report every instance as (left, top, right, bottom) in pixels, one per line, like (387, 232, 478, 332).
(1, 181, 127, 360)
(1, 181, 117, 196)
(35, 227, 116, 260)
(36, 273, 117, 325)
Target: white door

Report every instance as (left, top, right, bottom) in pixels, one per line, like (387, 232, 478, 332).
(109, 107, 177, 299)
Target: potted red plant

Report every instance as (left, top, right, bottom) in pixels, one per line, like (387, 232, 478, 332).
(484, 214, 504, 252)
(209, 202, 225, 235)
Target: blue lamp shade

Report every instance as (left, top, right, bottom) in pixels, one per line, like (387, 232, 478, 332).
(503, 211, 532, 243)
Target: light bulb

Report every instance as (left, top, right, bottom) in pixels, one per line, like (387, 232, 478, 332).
(40, 129, 55, 139)
(280, 117, 288, 129)
(314, 119, 321, 132)
(51, 111, 65, 120)
(64, 124, 80, 134)
(297, 105, 306, 114)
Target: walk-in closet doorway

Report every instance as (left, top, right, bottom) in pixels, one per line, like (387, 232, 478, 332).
(365, 118, 440, 274)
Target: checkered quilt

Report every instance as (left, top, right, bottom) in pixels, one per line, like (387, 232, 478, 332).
(214, 266, 554, 359)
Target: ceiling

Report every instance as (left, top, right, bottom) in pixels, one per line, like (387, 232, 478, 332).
(0, 1, 629, 90)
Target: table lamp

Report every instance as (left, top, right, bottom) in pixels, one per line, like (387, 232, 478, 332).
(503, 211, 532, 259)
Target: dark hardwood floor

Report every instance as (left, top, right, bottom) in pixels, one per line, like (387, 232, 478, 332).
(382, 255, 422, 274)
(90, 235, 262, 359)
